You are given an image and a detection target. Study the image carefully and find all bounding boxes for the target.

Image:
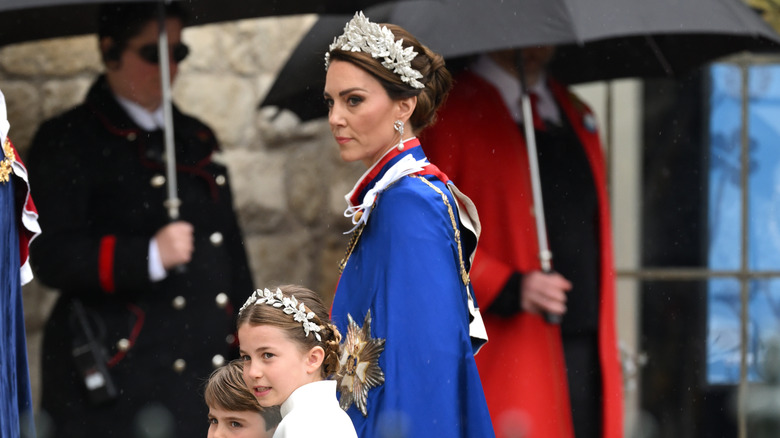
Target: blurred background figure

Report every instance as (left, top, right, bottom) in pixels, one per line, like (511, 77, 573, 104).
(204, 359, 281, 438)
(422, 46, 623, 437)
(0, 87, 40, 438)
(25, 2, 253, 437)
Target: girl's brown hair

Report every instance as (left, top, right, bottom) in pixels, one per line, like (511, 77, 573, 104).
(236, 285, 342, 379)
(327, 23, 453, 133)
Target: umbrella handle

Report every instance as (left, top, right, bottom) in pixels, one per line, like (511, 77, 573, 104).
(516, 54, 561, 326)
(162, 199, 187, 274)
(158, 1, 185, 276)
(543, 310, 563, 324)
(519, 91, 560, 325)
(540, 260, 563, 325)
(157, 1, 182, 223)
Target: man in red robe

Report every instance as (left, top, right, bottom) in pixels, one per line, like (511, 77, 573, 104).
(421, 47, 623, 438)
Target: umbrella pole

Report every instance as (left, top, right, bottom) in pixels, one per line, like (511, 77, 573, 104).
(516, 55, 560, 325)
(519, 95, 552, 271)
(158, 0, 180, 221)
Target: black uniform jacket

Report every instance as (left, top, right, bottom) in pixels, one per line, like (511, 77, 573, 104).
(27, 76, 254, 438)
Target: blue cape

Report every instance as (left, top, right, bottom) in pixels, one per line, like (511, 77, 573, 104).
(332, 145, 495, 437)
(1, 175, 36, 438)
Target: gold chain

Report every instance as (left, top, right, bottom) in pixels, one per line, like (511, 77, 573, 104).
(0, 138, 15, 184)
(338, 221, 367, 274)
(412, 175, 470, 286)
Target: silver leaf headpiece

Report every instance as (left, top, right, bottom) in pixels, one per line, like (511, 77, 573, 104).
(239, 288, 323, 341)
(325, 11, 425, 89)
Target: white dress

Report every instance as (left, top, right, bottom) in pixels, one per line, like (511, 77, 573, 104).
(273, 380, 358, 438)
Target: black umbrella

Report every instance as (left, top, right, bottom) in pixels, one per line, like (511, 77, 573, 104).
(261, 0, 780, 120)
(0, 0, 390, 219)
(0, 0, 390, 47)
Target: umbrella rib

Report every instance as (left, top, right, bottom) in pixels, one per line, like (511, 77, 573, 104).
(560, 0, 584, 45)
(716, 0, 764, 37)
(644, 35, 674, 75)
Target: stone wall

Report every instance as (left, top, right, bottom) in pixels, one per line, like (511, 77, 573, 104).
(2, 15, 364, 405)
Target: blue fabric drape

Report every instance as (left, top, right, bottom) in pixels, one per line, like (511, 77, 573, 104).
(332, 146, 494, 438)
(1, 176, 36, 438)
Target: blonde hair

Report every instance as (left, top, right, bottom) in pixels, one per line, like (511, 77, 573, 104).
(327, 23, 452, 133)
(236, 284, 342, 379)
(204, 360, 281, 431)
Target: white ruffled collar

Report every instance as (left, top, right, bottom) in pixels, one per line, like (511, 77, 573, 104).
(280, 380, 337, 419)
(343, 138, 427, 233)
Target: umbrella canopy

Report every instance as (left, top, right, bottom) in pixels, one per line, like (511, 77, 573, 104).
(260, 0, 780, 121)
(0, 0, 388, 47)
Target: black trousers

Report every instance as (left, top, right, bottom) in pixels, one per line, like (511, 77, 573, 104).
(563, 333, 603, 438)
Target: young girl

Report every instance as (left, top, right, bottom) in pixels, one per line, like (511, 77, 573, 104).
(237, 285, 357, 437)
(204, 359, 281, 438)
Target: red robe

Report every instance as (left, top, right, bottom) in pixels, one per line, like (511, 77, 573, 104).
(421, 72, 622, 438)
(4, 139, 40, 283)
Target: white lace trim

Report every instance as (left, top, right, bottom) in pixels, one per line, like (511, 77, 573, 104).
(343, 151, 428, 234)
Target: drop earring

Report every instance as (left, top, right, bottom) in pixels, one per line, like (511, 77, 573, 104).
(394, 120, 405, 151)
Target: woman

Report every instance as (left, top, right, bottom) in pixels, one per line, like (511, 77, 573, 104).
(323, 12, 495, 438)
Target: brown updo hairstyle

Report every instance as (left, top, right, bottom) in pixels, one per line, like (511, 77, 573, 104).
(236, 285, 342, 380)
(326, 23, 453, 133)
(204, 360, 281, 431)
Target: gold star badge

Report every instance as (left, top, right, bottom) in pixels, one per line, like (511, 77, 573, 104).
(338, 310, 385, 416)
(0, 139, 15, 184)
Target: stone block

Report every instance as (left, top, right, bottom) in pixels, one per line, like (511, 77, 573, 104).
(222, 149, 286, 213)
(228, 15, 317, 75)
(173, 72, 257, 147)
(286, 141, 330, 226)
(180, 25, 223, 73)
(236, 202, 289, 236)
(316, 231, 351, 306)
(330, 160, 365, 216)
(42, 77, 93, 119)
(1, 81, 41, 152)
(256, 108, 329, 145)
(0, 36, 101, 76)
(244, 231, 314, 289)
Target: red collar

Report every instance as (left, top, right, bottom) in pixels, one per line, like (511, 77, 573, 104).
(348, 138, 422, 206)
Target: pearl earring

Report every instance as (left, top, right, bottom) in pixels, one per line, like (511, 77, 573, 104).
(394, 120, 404, 151)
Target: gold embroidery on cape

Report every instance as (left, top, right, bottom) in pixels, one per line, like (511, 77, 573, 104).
(338, 310, 385, 417)
(337, 176, 470, 286)
(411, 175, 471, 286)
(338, 178, 404, 273)
(0, 139, 15, 184)
(335, 175, 471, 415)
(338, 221, 366, 274)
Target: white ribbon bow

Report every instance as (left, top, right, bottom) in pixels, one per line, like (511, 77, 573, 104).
(0, 89, 9, 146)
(344, 154, 429, 233)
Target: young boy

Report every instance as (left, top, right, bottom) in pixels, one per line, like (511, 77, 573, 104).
(205, 360, 281, 438)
